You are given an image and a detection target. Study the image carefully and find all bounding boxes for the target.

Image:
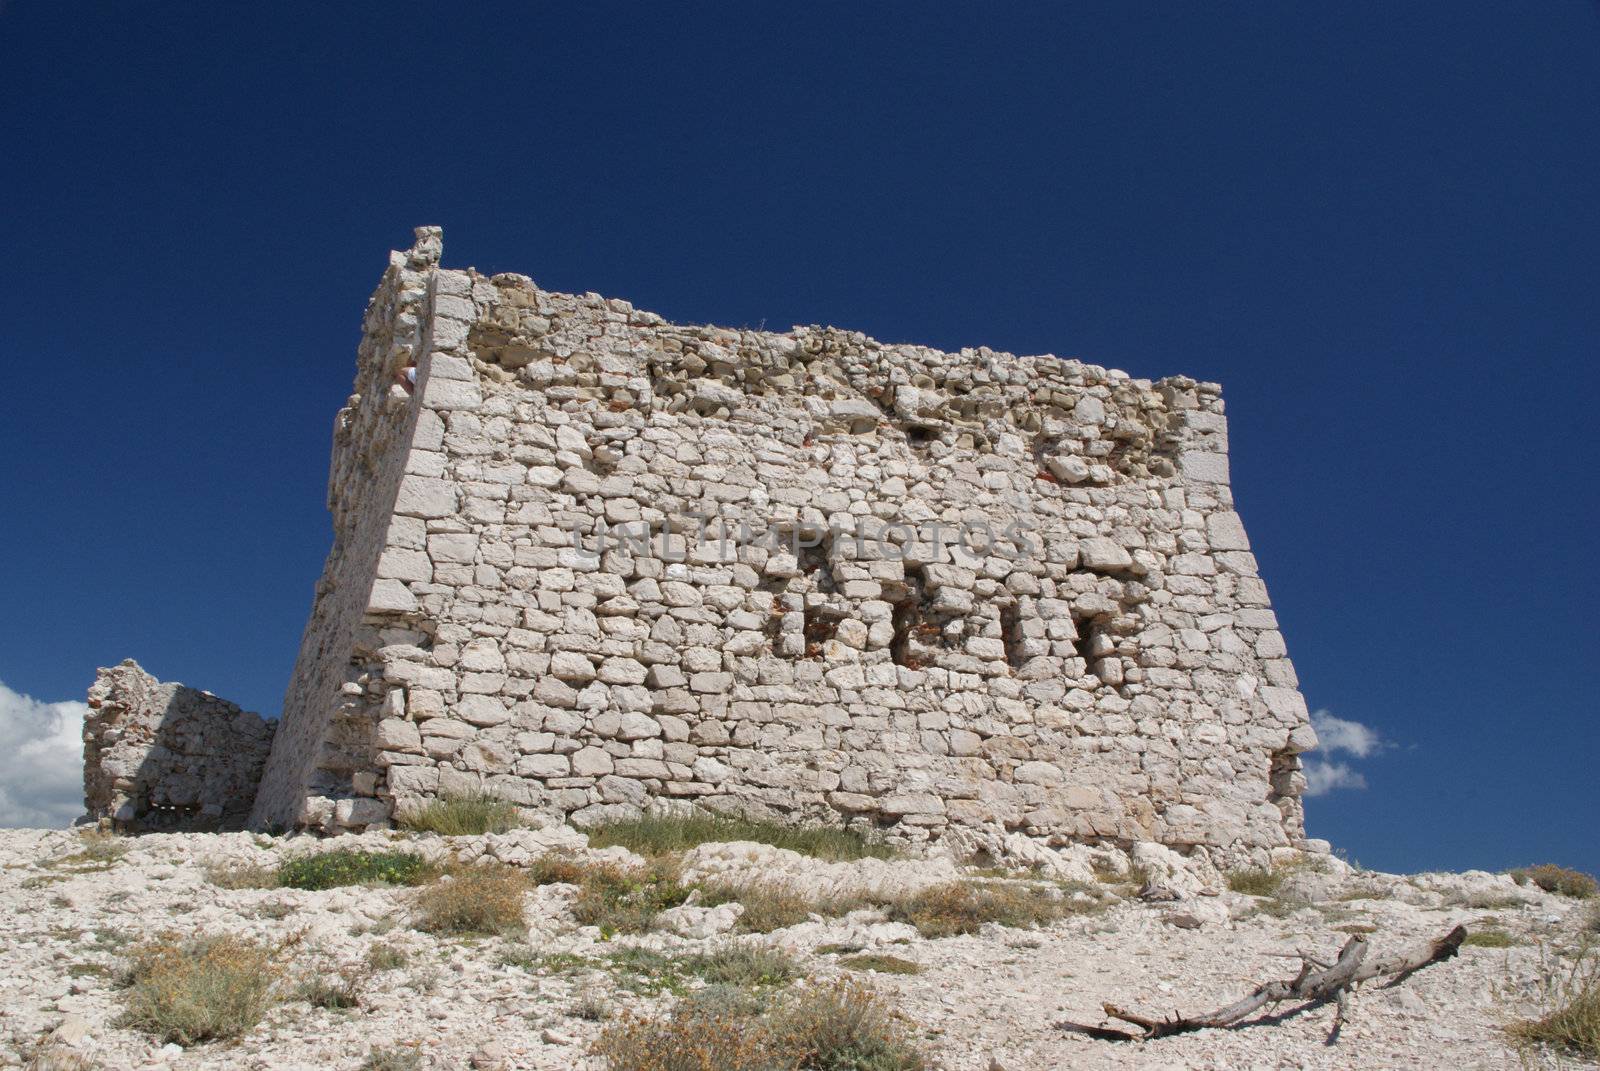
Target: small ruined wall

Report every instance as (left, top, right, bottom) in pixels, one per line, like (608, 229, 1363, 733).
(259, 228, 1317, 864)
(84, 660, 275, 831)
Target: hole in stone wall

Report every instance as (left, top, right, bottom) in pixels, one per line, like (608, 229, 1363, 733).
(906, 425, 936, 453)
(1073, 613, 1102, 672)
(890, 593, 922, 669)
(999, 602, 1026, 671)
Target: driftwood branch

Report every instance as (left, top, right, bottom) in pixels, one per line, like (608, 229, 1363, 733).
(1061, 926, 1466, 1043)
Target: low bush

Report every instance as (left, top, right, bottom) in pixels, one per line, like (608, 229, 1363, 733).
(1463, 929, 1519, 948)
(884, 881, 1067, 939)
(399, 792, 521, 836)
(412, 864, 528, 935)
(118, 934, 282, 1045)
(1510, 865, 1598, 900)
(586, 811, 893, 862)
(595, 978, 924, 1071)
(278, 849, 431, 891)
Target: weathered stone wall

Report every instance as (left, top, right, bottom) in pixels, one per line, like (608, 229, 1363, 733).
(248, 231, 445, 830)
(256, 228, 1318, 863)
(84, 660, 275, 831)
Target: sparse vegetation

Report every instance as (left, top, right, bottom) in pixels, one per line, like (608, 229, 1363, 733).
(699, 881, 848, 933)
(569, 988, 613, 1021)
(411, 864, 528, 935)
(687, 945, 801, 988)
(594, 978, 924, 1071)
(55, 830, 129, 869)
(361, 1045, 424, 1071)
(296, 965, 366, 1009)
(1505, 943, 1600, 1060)
(365, 941, 410, 971)
(117, 933, 283, 1045)
(839, 954, 924, 975)
(570, 860, 694, 935)
(1510, 865, 1598, 900)
(596, 944, 799, 996)
(884, 880, 1070, 939)
(399, 792, 522, 836)
(204, 862, 276, 889)
(279, 849, 431, 891)
(1463, 929, 1519, 948)
(586, 811, 894, 862)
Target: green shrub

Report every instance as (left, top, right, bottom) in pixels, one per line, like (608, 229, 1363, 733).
(412, 864, 528, 935)
(118, 934, 282, 1045)
(1510, 865, 1598, 900)
(278, 849, 430, 891)
(838, 954, 923, 975)
(1225, 867, 1286, 896)
(884, 881, 1066, 939)
(586, 811, 893, 862)
(399, 792, 521, 836)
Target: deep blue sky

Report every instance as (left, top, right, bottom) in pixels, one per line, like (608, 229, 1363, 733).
(2, 3, 1596, 873)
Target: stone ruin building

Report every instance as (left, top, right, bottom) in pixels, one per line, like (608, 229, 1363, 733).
(86, 227, 1318, 863)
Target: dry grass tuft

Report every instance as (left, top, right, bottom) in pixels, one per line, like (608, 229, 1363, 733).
(1510, 865, 1598, 900)
(884, 880, 1069, 939)
(118, 933, 283, 1045)
(360, 1045, 424, 1071)
(1463, 929, 1519, 948)
(1505, 942, 1600, 1060)
(595, 978, 924, 1071)
(412, 864, 529, 935)
(839, 953, 924, 975)
(399, 791, 521, 836)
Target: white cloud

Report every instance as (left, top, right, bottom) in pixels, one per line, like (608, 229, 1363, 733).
(1311, 709, 1383, 758)
(1300, 709, 1387, 797)
(0, 680, 87, 828)
(1303, 759, 1368, 797)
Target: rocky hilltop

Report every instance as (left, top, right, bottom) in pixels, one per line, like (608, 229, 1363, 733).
(3, 823, 1592, 1070)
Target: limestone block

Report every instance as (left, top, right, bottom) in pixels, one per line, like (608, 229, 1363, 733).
(1205, 511, 1251, 551)
(457, 695, 512, 727)
(1079, 537, 1133, 571)
(368, 580, 418, 614)
(375, 718, 422, 753)
(394, 475, 458, 518)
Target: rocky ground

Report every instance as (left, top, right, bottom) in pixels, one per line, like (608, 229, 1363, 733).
(2, 825, 1594, 1070)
